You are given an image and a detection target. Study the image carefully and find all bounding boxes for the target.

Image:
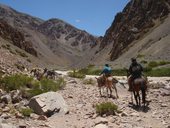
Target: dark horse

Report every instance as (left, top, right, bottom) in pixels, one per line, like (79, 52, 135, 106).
(43, 68, 56, 80)
(127, 71, 148, 106)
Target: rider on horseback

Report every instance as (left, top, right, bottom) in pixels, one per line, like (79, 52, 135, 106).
(128, 58, 143, 91)
(100, 64, 112, 85)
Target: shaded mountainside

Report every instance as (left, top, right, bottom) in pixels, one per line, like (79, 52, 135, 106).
(0, 20, 37, 56)
(0, 4, 99, 68)
(100, 0, 170, 61)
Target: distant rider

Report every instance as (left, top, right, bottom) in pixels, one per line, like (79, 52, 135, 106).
(128, 58, 143, 91)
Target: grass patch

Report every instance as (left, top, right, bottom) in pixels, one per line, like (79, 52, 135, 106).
(145, 68, 170, 77)
(96, 102, 118, 116)
(140, 60, 147, 64)
(68, 70, 86, 78)
(137, 54, 145, 58)
(0, 74, 66, 98)
(19, 108, 33, 117)
(148, 61, 170, 68)
(112, 68, 127, 76)
(0, 74, 34, 91)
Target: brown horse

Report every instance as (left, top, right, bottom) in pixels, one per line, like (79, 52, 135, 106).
(96, 75, 119, 98)
(128, 76, 147, 106)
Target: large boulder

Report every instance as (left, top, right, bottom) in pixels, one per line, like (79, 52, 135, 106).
(28, 92, 68, 117)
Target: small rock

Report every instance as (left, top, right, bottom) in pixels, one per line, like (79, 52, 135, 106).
(2, 106, 10, 112)
(18, 125, 27, 128)
(30, 113, 39, 119)
(15, 112, 24, 119)
(1, 113, 11, 119)
(121, 112, 128, 117)
(161, 103, 168, 107)
(1, 94, 12, 104)
(95, 117, 108, 125)
(130, 112, 140, 117)
(37, 115, 47, 121)
(67, 79, 77, 84)
(94, 124, 108, 128)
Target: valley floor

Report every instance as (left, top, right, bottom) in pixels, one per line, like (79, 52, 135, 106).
(1, 74, 170, 128)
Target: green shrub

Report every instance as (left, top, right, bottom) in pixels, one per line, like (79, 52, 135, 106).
(19, 108, 33, 117)
(112, 68, 127, 76)
(145, 68, 170, 77)
(148, 61, 170, 68)
(140, 60, 147, 64)
(40, 77, 65, 92)
(68, 70, 85, 78)
(159, 61, 170, 66)
(137, 54, 145, 58)
(0, 74, 34, 91)
(0, 74, 66, 98)
(148, 61, 158, 68)
(96, 102, 118, 116)
(27, 77, 65, 98)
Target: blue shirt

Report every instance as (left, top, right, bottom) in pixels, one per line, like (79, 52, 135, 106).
(101, 66, 112, 75)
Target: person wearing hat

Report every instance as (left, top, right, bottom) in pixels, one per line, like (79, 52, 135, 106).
(128, 58, 143, 91)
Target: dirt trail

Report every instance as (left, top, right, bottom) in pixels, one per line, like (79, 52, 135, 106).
(48, 74, 170, 128)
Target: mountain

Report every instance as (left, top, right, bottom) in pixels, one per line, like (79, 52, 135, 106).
(0, 4, 99, 69)
(91, 0, 170, 68)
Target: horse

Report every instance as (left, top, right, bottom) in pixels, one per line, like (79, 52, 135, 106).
(30, 68, 44, 81)
(43, 68, 57, 80)
(95, 75, 120, 98)
(128, 74, 148, 106)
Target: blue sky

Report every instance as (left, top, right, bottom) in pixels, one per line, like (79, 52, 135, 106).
(0, 0, 129, 36)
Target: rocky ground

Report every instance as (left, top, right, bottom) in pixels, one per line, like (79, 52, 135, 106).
(1, 72, 170, 128)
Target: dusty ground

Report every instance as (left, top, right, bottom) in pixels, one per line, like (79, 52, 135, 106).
(1, 73, 170, 128)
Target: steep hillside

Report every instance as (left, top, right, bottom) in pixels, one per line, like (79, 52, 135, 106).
(99, 0, 170, 61)
(0, 4, 99, 69)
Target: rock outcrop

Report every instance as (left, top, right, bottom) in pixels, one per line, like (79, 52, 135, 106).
(28, 92, 69, 117)
(0, 20, 37, 56)
(101, 0, 170, 60)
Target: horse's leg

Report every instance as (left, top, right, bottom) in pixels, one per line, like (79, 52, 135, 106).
(109, 86, 112, 98)
(133, 91, 138, 106)
(141, 85, 146, 106)
(99, 87, 102, 97)
(137, 91, 141, 106)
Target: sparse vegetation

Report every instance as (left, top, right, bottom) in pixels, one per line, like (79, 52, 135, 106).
(0, 74, 34, 91)
(68, 70, 86, 78)
(0, 74, 66, 98)
(145, 68, 170, 77)
(148, 61, 170, 68)
(140, 60, 147, 64)
(137, 54, 145, 58)
(96, 102, 118, 116)
(19, 108, 33, 117)
(1, 44, 11, 50)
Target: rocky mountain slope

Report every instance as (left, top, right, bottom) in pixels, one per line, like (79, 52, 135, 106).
(0, 4, 98, 69)
(92, 0, 170, 68)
